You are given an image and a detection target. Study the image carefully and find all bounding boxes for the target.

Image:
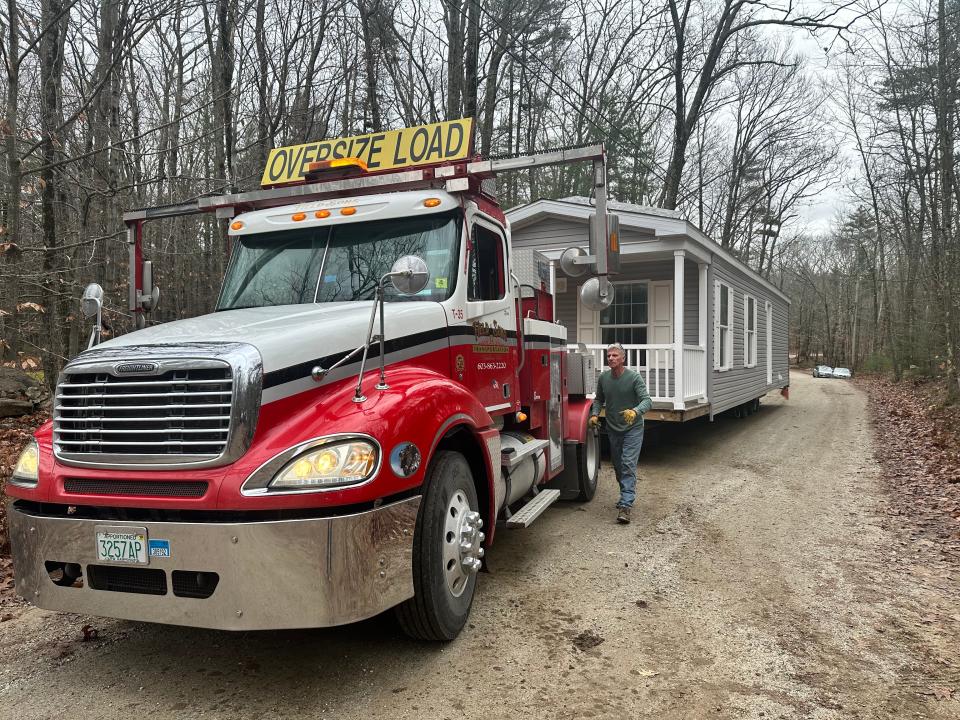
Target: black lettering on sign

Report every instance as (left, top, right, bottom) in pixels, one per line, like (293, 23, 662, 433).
(267, 149, 287, 182)
(393, 130, 408, 165)
(298, 143, 319, 176)
(427, 124, 444, 159)
(447, 123, 465, 156)
(410, 128, 429, 162)
(332, 140, 348, 159)
(354, 136, 370, 162)
(316, 142, 332, 162)
(287, 145, 303, 173)
(368, 134, 385, 168)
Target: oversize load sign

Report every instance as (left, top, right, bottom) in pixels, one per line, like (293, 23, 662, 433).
(261, 118, 474, 186)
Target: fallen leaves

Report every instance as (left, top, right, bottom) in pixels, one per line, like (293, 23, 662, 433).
(859, 375, 960, 552)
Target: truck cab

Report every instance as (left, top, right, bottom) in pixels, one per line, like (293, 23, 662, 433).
(6, 122, 613, 640)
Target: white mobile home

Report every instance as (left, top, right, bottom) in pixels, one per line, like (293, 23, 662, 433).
(508, 197, 790, 421)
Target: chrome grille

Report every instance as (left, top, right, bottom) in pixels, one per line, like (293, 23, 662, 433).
(55, 363, 232, 462)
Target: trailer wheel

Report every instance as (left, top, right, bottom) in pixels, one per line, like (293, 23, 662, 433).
(575, 427, 600, 501)
(396, 450, 482, 641)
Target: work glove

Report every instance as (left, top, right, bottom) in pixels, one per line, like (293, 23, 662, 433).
(588, 415, 600, 428)
(621, 409, 637, 425)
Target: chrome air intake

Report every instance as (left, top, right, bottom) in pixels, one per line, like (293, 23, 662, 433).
(53, 344, 261, 470)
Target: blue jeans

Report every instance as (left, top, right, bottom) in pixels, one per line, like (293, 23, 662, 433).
(608, 425, 644, 508)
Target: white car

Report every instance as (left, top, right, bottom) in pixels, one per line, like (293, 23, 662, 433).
(813, 365, 833, 378)
(832, 367, 852, 379)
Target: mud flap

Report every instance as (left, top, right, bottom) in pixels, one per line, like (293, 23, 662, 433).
(545, 441, 582, 500)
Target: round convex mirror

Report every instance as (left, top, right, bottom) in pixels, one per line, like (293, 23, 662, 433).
(559, 246, 589, 277)
(80, 283, 104, 319)
(580, 276, 615, 311)
(390, 256, 430, 295)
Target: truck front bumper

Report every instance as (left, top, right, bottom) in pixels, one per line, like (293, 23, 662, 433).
(7, 497, 420, 631)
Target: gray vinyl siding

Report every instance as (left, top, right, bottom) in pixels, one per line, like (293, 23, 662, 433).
(709, 255, 789, 416)
(684, 261, 700, 346)
(506, 207, 790, 418)
(531, 258, 701, 347)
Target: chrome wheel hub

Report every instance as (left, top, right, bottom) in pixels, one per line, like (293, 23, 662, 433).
(442, 490, 484, 597)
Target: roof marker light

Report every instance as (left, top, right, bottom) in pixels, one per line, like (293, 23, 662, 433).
(305, 157, 369, 176)
(315, 209, 331, 219)
(340, 207, 357, 216)
(424, 198, 442, 208)
(230, 220, 244, 231)
(292, 212, 306, 221)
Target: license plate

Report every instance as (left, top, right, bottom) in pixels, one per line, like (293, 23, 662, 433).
(95, 526, 148, 565)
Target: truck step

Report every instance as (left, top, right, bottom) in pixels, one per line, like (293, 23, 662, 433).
(506, 489, 561, 528)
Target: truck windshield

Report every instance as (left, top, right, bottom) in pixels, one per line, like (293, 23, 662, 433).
(217, 212, 461, 309)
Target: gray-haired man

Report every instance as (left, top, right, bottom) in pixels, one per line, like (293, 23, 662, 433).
(588, 344, 652, 524)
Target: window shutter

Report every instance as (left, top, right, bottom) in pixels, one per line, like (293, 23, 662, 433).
(713, 280, 720, 369)
(726, 287, 734, 368)
(743, 294, 748, 368)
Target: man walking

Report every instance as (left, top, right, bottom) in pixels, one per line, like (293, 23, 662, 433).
(588, 344, 652, 524)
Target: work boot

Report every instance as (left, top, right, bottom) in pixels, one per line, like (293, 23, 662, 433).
(617, 506, 631, 524)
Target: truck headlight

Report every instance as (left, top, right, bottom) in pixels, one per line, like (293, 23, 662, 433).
(269, 439, 378, 490)
(11, 439, 40, 488)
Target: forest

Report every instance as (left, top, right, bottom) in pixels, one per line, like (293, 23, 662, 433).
(0, 0, 957, 400)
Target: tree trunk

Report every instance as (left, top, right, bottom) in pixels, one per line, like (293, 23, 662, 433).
(444, 0, 464, 120)
(39, 0, 68, 392)
(937, 0, 959, 400)
(462, 0, 480, 122)
(2, 0, 21, 360)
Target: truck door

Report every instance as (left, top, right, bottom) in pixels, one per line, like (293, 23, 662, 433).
(462, 220, 519, 416)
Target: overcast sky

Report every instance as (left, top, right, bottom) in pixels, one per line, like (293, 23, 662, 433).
(779, 22, 856, 236)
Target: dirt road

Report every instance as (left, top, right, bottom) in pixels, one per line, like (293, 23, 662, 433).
(2, 370, 958, 719)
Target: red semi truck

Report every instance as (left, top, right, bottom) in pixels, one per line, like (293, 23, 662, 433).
(5, 119, 619, 640)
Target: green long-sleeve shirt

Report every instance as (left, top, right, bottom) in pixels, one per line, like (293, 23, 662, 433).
(590, 368, 653, 432)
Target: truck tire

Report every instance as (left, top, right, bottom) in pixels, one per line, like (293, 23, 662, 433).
(396, 451, 482, 641)
(576, 428, 600, 501)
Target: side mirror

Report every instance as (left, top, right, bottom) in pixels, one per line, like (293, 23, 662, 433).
(580, 276, 615, 312)
(559, 246, 589, 277)
(80, 283, 104, 319)
(389, 255, 430, 295)
(140, 260, 161, 311)
(81, 283, 104, 348)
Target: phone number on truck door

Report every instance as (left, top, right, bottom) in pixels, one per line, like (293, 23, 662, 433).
(477, 361, 507, 370)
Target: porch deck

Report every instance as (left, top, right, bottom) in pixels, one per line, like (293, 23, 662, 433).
(645, 400, 710, 423)
(570, 342, 709, 415)
(596, 399, 710, 424)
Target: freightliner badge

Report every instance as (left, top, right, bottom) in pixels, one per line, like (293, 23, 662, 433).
(261, 118, 474, 187)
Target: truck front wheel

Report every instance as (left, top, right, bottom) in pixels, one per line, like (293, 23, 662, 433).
(576, 427, 600, 501)
(396, 450, 483, 641)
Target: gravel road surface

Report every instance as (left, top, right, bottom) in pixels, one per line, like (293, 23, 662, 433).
(2, 370, 958, 719)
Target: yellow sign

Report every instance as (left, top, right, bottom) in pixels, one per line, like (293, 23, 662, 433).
(261, 118, 474, 187)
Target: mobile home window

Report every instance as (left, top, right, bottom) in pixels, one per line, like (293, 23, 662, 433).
(600, 281, 648, 347)
(744, 294, 757, 368)
(714, 281, 732, 370)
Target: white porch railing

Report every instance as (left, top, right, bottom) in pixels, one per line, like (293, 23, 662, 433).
(682, 345, 707, 401)
(569, 344, 673, 402)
